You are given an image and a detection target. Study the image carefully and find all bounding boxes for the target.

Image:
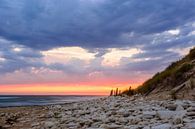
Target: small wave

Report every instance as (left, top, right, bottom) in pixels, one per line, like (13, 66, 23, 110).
(0, 97, 20, 99)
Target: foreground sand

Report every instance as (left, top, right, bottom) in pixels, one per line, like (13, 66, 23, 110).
(0, 96, 195, 129)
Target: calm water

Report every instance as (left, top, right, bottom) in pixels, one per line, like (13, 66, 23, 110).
(0, 95, 103, 107)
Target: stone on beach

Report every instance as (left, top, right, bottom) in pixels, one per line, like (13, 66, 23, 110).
(186, 122, 195, 129)
(44, 121, 56, 128)
(143, 111, 156, 119)
(151, 123, 172, 129)
(156, 110, 175, 120)
(176, 105, 184, 111)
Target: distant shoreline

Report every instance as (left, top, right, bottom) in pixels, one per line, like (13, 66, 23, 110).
(0, 95, 106, 108)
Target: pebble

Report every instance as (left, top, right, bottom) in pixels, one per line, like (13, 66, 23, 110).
(186, 122, 195, 129)
(44, 121, 55, 128)
(172, 115, 183, 124)
(143, 111, 156, 119)
(176, 105, 184, 111)
(151, 123, 172, 129)
(156, 110, 175, 120)
(165, 104, 177, 111)
(186, 112, 195, 116)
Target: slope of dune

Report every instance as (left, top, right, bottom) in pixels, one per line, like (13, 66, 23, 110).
(123, 47, 195, 100)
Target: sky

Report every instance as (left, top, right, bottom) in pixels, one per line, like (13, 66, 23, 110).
(0, 0, 195, 95)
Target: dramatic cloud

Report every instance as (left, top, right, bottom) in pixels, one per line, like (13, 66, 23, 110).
(0, 0, 195, 49)
(41, 47, 97, 65)
(0, 0, 194, 94)
(102, 48, 141, 67)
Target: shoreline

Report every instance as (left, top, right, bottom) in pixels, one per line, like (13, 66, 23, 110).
(0, 96, 195, 129)
(0, 102, 76, 109)
(0, 95, 105, 108)
(0, 96, 107, 109)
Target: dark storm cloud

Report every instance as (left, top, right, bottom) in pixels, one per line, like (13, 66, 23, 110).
(0, 0, 195, 49)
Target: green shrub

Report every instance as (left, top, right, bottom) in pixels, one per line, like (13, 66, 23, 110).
(166, 61, 180, 70)
(174, 63, 193, 80)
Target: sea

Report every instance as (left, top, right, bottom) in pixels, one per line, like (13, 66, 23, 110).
(0, 95, 104, 107)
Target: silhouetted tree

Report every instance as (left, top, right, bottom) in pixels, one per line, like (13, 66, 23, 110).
(115, 88, 118, 96)
(110, 89, 113, 96)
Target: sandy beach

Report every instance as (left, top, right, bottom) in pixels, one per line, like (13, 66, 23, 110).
(0, 96, 195, 129)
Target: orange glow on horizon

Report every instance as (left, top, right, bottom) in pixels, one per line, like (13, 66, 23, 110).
(0, 83, 140, 95)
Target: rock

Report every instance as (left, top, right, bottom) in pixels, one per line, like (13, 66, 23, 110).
(165, 104, 177, 111)
(157, 110, 175, 120)
(124, 125, 142, 129)
(187, 107, 195, 112)
(151, 123, 172, 129)
(186, 112, 195, 116)
(143, 111, 156, 119)
(128, 109, 135, 112)
(123, 112, 130, 117)
(186, 122, 195, 129)
(3, 125, 12, 128)
(174, 124, 183, 128)
(92, 117, 102, 122)
(0, 113, 5, 117)
(118, 117, 128, 124)
(143, 126, 151, 129)
(44, 121, 55, 128)
(105, 117, 115, 123)
(99, 124, 108, 128)
(46, 111, 54, 118)
(65, 111, 72, 115)
(39, 113, 46, 118)
(175, 100, 183, 106)
(104, 124, 122, 129)
(53, 105, 62, 109)
(127, 116, 141, 124)
(5, 115, 18, 125)
(172, 115, 183, 125)
(78, 110, 90, 115)
(117, 109, 129, 117)
(182, 102, 190, 109)
(83, 119, 93, 126)
(31, 122, 40, 127)
(183, 118, 191, 123)
(60, 115, 69, 123)
(172, 110, 186, 125)
(176, 105, 184, 111)
(66, 122, 79, 128)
